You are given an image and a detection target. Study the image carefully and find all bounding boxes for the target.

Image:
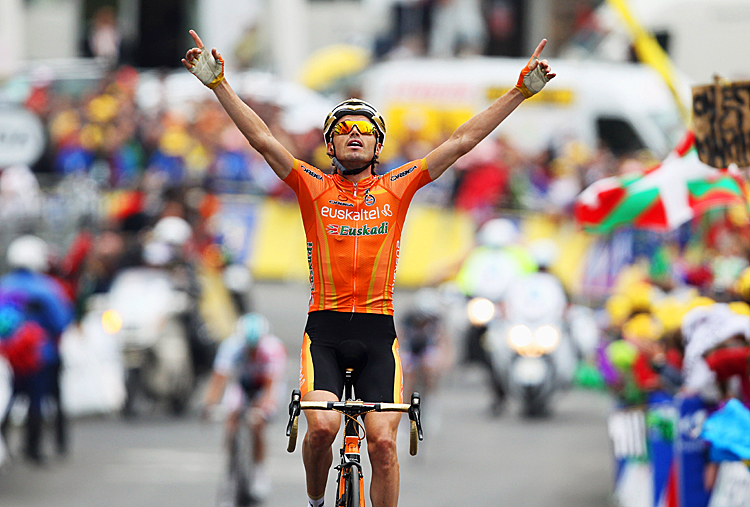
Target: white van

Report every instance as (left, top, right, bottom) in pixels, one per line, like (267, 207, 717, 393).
(575, 0, 750, 85)
(361, 57, 687, 159)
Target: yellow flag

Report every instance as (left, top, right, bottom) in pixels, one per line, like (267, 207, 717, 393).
(606, 0, 690, 125)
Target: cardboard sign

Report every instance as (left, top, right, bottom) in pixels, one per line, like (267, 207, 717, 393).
(693, 80, 750, 168)
(708, 462, 750, 507)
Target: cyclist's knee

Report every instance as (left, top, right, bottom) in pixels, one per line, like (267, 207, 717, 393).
(305, 418, 339, 450)
(366, 434, 398, 468)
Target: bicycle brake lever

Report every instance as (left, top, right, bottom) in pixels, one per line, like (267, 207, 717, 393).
(408, 392, 424, 441)
(286, 389, 301, 437)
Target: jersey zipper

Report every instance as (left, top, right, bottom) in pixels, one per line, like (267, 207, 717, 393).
(351, 182, 359, 313)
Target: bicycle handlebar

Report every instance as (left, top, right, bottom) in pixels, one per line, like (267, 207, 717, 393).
(298, 400, 412, 411)
(285, 389, 424, 455)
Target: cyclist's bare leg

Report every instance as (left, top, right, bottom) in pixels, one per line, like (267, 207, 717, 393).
(364, 412, 401, 507)
(225, 409, 240, 449)
(250, 416, 265, 463)
(302, 390, 341, 500)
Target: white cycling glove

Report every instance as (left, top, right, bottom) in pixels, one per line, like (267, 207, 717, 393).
(515, 58, 550, 99)
(188, 49, 225, 90)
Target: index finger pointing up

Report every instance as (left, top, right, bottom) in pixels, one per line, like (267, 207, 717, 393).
(531, 39, 547, 60)
(189, 30, 205, 49)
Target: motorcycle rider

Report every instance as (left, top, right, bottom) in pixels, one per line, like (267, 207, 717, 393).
(455, 218, 535, 365)
(484, 237, 578, 416)
(505, 238, 567, 325)
(0, 235, 74, 461)
(202, 312, 287, 501)
(147, 215, 217, 377)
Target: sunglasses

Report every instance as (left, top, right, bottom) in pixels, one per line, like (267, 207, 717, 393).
(331, 120, 377, 137)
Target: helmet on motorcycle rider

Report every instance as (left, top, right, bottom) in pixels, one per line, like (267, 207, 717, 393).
(477, 218, 518, 249)
(153, 216, 193, 247)
(6, 235, 49, 273)
(236, 312, 270, 348)
(528, 238, 559, 269)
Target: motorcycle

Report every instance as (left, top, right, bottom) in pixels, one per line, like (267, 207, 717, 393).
(86, 267, 195, 416)
(481, 272, 580, 417)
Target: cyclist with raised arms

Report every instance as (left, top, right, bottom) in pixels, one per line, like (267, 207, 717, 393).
(183, 29, 554, 507)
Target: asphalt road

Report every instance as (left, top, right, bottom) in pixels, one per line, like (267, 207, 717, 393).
(0, 281, 616, 507)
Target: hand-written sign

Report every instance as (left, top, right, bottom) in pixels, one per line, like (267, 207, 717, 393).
(693, 79, 750, 168)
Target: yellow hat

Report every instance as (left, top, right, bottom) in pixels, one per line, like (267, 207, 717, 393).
(729, 301, 750, 317)
(652, 297, 688, 333)
(687, 296, 715, 311)
(622, 313, 663, 342)
(624, 281, 654, 313)
(88, 94, 119, 123)
(606, 293, 632, 327)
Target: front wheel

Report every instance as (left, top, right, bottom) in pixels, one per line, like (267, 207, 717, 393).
(228, 421, 255, 506)
(345, 465, 361, 507)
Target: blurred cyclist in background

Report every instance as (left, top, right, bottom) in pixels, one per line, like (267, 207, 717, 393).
(0, 235, 74, 462)
(183, 28, 553, 507)
(400, 288, 451, 406)
(203, 312, 287, 501)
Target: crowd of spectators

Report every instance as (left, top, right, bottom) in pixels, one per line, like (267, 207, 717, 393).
(15, 62, 656, 229)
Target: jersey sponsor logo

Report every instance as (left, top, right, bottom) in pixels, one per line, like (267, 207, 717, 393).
(328, 199, 353, 207)
(321, 204, 392, 221)
(302, 166, 323, 180)
(306, 242, 314, 292)
(326, 222, 389, 236)
(364, 190, 376, 206)
(390, 165, 417, 181)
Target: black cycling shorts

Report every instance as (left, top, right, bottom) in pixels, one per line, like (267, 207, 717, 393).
(299, 310, 403, 403)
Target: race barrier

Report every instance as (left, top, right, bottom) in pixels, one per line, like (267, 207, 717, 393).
(608, 393, 750, 507)
(215, 195, 595, 290)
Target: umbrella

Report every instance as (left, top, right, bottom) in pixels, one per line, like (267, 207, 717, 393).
(574, 131, 749, 234)
(298, 44, 371, 91)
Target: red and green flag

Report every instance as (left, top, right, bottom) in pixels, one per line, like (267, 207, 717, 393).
(574, 131, 750, 234)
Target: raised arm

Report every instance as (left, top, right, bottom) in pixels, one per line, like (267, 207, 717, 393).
(424, 39, 555, 181)
(182, 30, 294, 180)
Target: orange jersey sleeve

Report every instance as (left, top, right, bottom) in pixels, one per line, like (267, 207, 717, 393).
(283, 159, 432, 315)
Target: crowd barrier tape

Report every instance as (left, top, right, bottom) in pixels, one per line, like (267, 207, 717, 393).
(608, 394, 750, 507)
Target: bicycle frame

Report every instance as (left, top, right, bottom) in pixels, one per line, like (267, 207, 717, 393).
(286, 369, 423, 507)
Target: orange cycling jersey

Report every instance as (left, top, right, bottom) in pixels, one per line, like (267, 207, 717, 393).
(284, 159, 432, 315)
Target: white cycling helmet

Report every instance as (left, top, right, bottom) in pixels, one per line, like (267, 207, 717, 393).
(153, 216, 192, 247)
(528, 238, 560, 269)
(477, 218, 518, 248)
(323, 98, 386, 145)
(6, 235, 49, 272)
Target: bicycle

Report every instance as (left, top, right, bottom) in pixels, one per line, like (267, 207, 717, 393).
(285, 369, 423, 507)
(219, 406, 264, 507)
